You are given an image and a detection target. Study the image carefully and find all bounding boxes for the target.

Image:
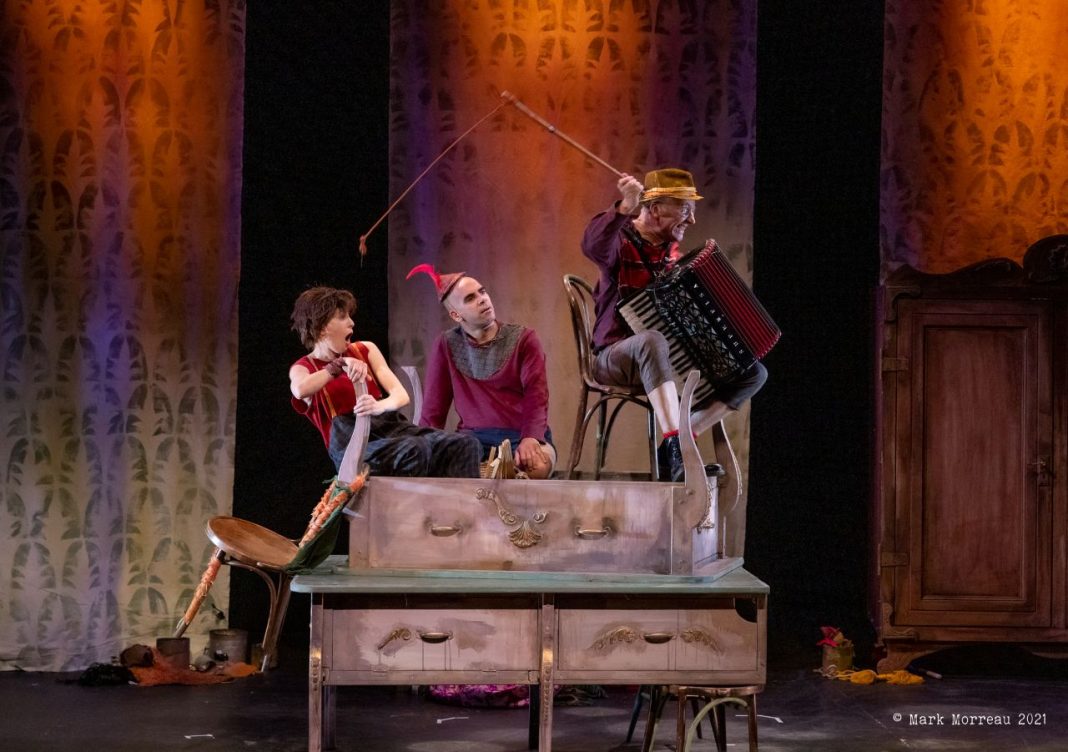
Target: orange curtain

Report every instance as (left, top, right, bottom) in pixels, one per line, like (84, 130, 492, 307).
(387, 0, 759, 476)
(0, 1, 245, 670)
(882, 0, 1068, 274)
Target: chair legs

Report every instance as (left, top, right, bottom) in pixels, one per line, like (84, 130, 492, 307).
(565, 388, 591, 479)
(625, 685, 649, 743)
(638, 685, 761, 752)
(566, 387, 659, 480)
(647, 405, 659, 481)
(594, 400, 608, 480)
(640, 686, 666, 752)
(225, 559, 293, 672)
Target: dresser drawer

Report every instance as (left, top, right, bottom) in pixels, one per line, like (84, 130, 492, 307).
(329, 608, 539, 673)
(557, 608, 760, 672)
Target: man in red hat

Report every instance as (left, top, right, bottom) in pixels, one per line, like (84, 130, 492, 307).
(408, 265, 554, 478)
(581, 168, 767, 481)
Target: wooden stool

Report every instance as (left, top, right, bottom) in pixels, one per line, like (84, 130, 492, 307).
(641, 684, 762, 752)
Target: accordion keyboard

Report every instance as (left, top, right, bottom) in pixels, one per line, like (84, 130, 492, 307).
(617, 294, 719, 406)
(615, 241, 780, 398)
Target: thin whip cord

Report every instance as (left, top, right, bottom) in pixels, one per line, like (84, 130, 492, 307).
(500, 90, 625, 178)
(358, 100, 508, 257)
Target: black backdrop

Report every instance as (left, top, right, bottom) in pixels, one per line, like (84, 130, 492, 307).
(235, 1, 884, 665)
(234, 3, 390, 646)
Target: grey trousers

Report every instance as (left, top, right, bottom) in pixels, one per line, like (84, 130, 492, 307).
(328, 413, 482, 478)
(593, 330, 768, 410)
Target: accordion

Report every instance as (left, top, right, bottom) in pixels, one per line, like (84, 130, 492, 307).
(616, 240, 780, 404)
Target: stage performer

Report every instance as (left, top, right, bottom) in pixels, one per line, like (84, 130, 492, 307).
(289, 286, 481, 477)
(408, 265, 555, 479)
(581, 168, 767, 481)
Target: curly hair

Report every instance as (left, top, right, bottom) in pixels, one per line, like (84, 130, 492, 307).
(291, 287, 357, 350)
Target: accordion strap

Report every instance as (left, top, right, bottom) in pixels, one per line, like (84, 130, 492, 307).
(621, 224, 664, 281)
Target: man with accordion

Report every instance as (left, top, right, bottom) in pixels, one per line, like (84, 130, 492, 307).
(581, 168, 771, 482)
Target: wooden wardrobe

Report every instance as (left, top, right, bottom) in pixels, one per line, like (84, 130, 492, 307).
(874, 236, 1068, 670)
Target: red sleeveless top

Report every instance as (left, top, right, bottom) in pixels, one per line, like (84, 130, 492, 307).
(290, 342, 383, 447)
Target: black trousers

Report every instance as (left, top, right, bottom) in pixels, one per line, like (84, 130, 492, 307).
(328, 412, 481, 478)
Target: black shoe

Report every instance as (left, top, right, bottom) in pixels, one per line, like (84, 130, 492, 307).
(656, 435, 685, 482)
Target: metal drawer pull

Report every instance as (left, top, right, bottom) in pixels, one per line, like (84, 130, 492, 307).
(418, 631, 453, 644)
(429, 524, 463, 537)
(574, 525, 611, 539)
(642, 632, 675, 644)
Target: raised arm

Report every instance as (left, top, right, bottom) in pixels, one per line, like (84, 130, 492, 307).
(581, 174, 644, 268)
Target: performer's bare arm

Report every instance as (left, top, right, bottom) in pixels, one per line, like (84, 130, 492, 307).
(354, 341, 409, 417)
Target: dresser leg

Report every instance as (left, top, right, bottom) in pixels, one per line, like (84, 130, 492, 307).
(309, 599, 325, 752)
(539, 602, 555, 752)
(309, 652, 323, 752)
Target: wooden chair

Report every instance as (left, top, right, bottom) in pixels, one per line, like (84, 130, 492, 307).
(174, 385, 372, 671)
(636, 684, 762, 752)
(562, 274, 658, 479)
(393, 364, 423, 423)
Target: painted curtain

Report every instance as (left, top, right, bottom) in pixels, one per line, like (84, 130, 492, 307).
(0, 1, 244, 671)
(881, 0, 1068, 274)
(387, 0, 758, 477)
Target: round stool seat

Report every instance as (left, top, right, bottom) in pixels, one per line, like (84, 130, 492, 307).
(206, 516, 298, 569)
(679, 684, 763, 698)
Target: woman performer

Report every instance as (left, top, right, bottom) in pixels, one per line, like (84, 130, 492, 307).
(289, 286, 481, 477)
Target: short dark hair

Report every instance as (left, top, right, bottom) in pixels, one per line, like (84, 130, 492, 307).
(291, 287, 356, 349)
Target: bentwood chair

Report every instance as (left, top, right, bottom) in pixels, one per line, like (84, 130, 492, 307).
(633, 684, 762, 751)
(174, 385, 371, 672)
(562, 274, 658, 480)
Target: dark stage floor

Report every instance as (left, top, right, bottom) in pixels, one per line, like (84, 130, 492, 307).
(2, 643, 1066, 751)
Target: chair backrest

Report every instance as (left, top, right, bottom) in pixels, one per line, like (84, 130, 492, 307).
(562, 274, 600, 389)
(336, 380, 370, 484)
(393, 364, 423, 423)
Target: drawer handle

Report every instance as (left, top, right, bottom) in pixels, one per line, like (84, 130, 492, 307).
(418, 631, 453, 644)
(642, 632, 675, 644)
(574, 525, 611, 540)
(429, 524, 463, 537)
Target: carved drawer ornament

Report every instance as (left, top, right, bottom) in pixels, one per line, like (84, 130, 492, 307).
(680, 627, 720, 650)
(475, 487, 548, 549)
(591, 626, 639, 651)
(376, 627, 412, 652)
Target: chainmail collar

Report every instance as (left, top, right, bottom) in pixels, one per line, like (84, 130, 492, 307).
(445, 323, 524, 380)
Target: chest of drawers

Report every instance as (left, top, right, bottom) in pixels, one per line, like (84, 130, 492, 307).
(294, 560, 768, 752)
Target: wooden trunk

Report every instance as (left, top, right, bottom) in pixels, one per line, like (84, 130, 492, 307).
(346, 475, 733, 576)
(342, 372, 747, 577)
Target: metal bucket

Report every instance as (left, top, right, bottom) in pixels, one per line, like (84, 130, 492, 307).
(156, 637, 190, 669)
(209, 628, 248, 663)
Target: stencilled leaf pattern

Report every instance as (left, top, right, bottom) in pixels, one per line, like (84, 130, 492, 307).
(1, 2, 243, 670)
(388, 0, 757, 487)
(882, 0, 1068, 274)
